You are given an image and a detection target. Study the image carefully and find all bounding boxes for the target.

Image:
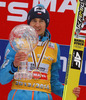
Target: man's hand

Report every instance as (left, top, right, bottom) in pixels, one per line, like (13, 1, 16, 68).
(13, 51, 27, 67)
(73, 87, 80, 97)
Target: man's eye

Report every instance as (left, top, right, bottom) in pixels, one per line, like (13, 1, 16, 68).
(40, 20, 44, 22)
(33, 20, 36, 22)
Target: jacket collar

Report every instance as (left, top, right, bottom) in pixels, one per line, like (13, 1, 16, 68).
(38, 29, 51, 42)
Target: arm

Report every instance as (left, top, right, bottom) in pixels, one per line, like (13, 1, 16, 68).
(51, 44, 64, 97)
(51, 44, 80, 97)
(0, 43, 18, 85)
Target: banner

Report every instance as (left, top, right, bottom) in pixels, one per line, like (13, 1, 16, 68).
(0, 0, 77, 45)
(0, 0, 86, 100)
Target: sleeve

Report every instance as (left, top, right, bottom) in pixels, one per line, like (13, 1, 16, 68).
(0, 43, 18, 85)
(51, 43, 64, 97)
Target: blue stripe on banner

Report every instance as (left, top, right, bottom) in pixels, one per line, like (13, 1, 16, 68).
(59, 45, 86, 86)
(0, 39, 86, 85)
(0, 40, 9, 66)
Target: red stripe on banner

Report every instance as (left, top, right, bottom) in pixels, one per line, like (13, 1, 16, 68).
(0, 0, 75, 45)
(0, 80, 86, 100)
(51, 85, 86, 100)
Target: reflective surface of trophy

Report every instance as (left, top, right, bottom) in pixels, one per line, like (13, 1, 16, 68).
(9, 24, 39, 80)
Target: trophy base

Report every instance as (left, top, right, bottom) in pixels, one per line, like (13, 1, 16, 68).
(14, 72, 32, 80)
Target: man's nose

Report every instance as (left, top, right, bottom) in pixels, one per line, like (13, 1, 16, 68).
(35, 21, 40, 27)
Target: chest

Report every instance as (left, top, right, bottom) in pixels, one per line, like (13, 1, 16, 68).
(28, 42, 57, 64)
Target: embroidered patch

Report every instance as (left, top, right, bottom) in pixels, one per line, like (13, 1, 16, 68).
(27, 62, 49, 80)
(34, 6, 46, 13)
(28, 62, 49, 74)
(48, 42, 55, 49)
(37, 41, 46, 46)
(1, 59, 9, 69)
(5, 49, 10, 59)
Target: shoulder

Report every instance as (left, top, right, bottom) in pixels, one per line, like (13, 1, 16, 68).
(6, 42, 15, 51)
(5, 42, 16, 57)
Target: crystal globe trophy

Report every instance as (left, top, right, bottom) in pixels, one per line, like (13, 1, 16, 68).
(9, 24, 39, 80)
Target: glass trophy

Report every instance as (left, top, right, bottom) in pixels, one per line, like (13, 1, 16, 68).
(9, 24, 39, 80)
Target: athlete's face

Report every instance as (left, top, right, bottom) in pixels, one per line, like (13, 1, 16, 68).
(30, 18, 46, 36)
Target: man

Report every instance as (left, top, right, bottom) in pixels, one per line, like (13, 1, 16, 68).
(0, 4, 80, 100)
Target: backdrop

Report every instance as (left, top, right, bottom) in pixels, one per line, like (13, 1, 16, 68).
(0, 0, 86, 100)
